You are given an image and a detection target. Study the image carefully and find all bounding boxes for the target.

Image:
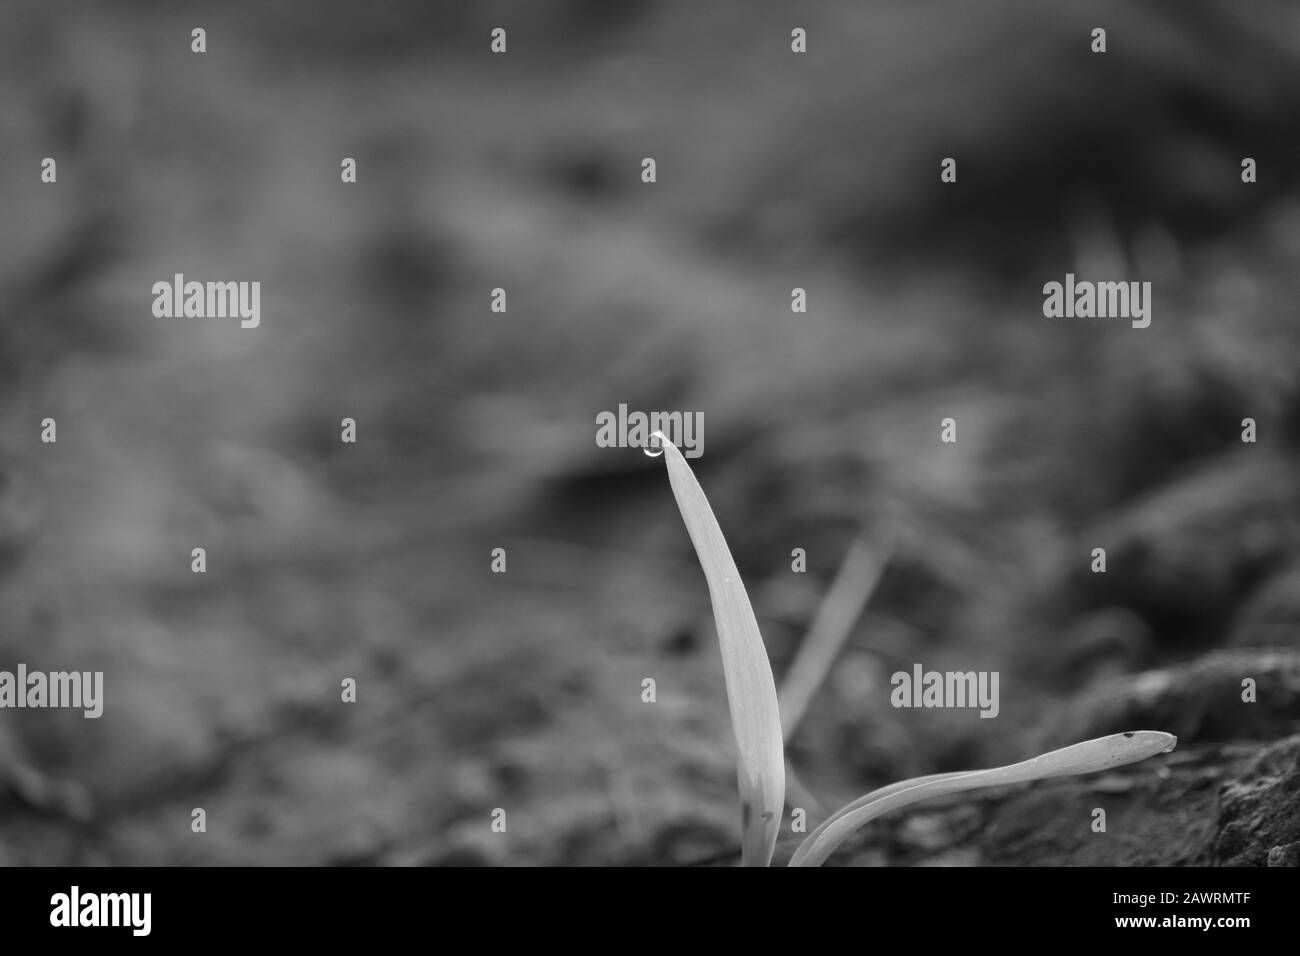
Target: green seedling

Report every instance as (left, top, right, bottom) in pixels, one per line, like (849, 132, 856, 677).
(647, 431, 1177, 867)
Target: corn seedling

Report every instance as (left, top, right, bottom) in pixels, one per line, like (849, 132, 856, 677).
(647, 431, 1177, 867)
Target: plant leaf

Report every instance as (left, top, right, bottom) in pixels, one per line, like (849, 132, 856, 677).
(653, 431, 786, 867)
(789, 731, 1177, 867)
(778, 532, 891, 741)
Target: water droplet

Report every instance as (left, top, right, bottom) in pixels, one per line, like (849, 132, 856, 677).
(643, 432, 665, 457)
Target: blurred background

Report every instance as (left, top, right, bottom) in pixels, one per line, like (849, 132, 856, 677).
(2, 0, 1300, 866)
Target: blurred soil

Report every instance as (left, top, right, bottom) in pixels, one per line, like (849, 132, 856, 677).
(1, 0, 1299, 865)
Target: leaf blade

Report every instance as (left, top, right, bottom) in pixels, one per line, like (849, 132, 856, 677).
(789, 731, 1176, 867)
(655, 432, 786, 867)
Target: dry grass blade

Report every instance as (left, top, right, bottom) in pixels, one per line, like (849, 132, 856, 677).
(778, 531, 891, 741)
(652, 431, 786, 867)
(789, 731, 1177, 867)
